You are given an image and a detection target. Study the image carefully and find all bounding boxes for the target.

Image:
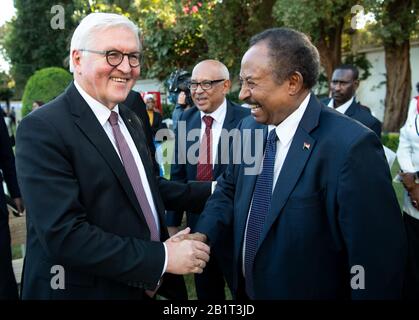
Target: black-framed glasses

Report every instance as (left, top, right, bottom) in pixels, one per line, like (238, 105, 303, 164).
(79, 49, 141, 68)
(188, 79, 225, 91)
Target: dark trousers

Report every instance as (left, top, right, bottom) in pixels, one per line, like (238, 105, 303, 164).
(403, 212, 419, 300)
(0, 192, 19, 300)
(189, 212, 233, 300)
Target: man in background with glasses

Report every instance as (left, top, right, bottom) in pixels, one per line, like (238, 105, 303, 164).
(15, 12, 211, 300)
(167, 59, 250, 300)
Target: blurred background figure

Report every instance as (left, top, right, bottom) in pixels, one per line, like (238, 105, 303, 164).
(32, 100, 44, 112)
(397, 82, 419, 300)
(167, 70, 194, 132)
(1, 115, 24, 300)
(144, 93, 165, 137)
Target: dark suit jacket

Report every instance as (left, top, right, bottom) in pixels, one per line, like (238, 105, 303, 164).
(322, 98, 382, 137)
(195, 94, 406, 299)
(15, 82, 210, 300)
(166, 101, 250, 228)
(1, 116, 20, 202)
(124, 91, 158, 173)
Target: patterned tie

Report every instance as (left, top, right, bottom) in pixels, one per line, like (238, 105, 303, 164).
(196, 115, 214, 181)
(108, 111, 159, 241)
(244, 129, 277, 299)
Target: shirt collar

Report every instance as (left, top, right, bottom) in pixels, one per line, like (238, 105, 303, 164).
(327, 96, 354, 114)
(74, 80, 119, 126)
(200, 98, 227, 125)
(268, 93, 311, 146)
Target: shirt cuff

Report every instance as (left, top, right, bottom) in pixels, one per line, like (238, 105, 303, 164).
(161, 242, 168, 277)
(211, 181, 217, 194)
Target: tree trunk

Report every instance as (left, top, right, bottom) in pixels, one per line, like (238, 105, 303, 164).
(382, 40, 411, 132)
(316, 19, 344, 81)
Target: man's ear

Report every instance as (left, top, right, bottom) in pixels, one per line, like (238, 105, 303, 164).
(72, 50, 82, 73)
(353, 79, 360, 90)
(288, 71, 304, 96)
(223, 79, 232, 94)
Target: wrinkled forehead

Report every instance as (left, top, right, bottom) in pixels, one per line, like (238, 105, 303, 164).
(88, 25, 140, 50)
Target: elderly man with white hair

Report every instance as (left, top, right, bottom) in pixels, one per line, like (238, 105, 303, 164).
(15, 12, 211, 300)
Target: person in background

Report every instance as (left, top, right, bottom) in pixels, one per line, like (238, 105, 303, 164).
(323, 64, 382, 138)
(167, 59, 250, 300)
(32, 101, 44, 112)
(144, 93, 165, 137)
(0, 115, 24, 300)
(397, 81, 419, 299)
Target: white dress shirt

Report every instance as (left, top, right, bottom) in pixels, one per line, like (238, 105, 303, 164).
(199, 98, 227, 167)
(74, 81, 167, 275)
(242, 93, 311, 275)
(327, 96, 354, 114)
(396, 97, 419, 219)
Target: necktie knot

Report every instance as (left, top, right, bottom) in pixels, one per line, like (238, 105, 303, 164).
(109, 111, 119, 126)
(203, 115, 214, 128)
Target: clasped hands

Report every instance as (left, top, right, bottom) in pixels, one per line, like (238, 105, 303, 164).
(164, 227, 210, 275)
(400, 172, 419, 209)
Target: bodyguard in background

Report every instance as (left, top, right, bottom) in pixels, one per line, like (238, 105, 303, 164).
(323, 64, 382, 138)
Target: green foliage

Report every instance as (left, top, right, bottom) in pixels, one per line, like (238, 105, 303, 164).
(162, 102, 175, 120)
(364, 0, 419, 46)
(343, 53, 372, 81)
(381, 132, 400, 152)
(3, 0, 78, 98)
(21, 67, 72, 117)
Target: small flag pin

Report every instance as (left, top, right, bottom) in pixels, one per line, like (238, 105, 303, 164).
(303, 142, 311, 150)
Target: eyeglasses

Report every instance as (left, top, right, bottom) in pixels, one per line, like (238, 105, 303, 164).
(78, 49, 141, 68)
(188, 79, 225, 91)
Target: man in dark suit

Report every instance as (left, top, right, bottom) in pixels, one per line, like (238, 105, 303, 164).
(322, 64, 382, 137)
(185, 28, 406, 299)
(15, 12, 210, 300)
(167, 60, 250, 300)
(0, 116, 24, 300)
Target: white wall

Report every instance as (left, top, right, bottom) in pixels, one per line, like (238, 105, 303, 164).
(356, 43, 419, 121)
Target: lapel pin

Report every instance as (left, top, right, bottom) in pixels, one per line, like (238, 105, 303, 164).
(303, 142, 311, 150)
(128, 118, 132, 122)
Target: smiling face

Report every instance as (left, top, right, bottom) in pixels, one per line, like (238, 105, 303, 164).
(191, 60, 230, 114)
(239, 42, 300, 125)
(72, 26, 140, 109)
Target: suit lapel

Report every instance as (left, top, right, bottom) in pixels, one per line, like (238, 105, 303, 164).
(214, 101, 236, 177)
(344, 99, 357, 117)
(257, 94, 321, 252)
(67, 84, 144, 219)
(119, 104, 166, 225)
(187, 111, 202, 179)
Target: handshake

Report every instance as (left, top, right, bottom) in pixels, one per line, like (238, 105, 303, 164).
(164, 227, 210, 275)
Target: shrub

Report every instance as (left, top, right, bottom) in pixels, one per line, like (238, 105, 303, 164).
(21, 67, 72, 117)
(381, 132, 400, 152)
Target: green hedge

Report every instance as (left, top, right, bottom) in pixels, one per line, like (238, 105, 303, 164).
(21, 67, 72, 117)
(381, 132, 400, 152)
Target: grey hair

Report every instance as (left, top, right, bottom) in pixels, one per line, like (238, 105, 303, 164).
(69, 12, 141, 73)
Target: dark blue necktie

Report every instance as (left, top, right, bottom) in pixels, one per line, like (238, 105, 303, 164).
(244, 128, 277, 299)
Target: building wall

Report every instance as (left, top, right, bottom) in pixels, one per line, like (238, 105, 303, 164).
(356, 43, 419, 122)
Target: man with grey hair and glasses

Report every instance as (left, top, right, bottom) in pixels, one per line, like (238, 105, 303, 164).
(16, 12, 210, 300)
